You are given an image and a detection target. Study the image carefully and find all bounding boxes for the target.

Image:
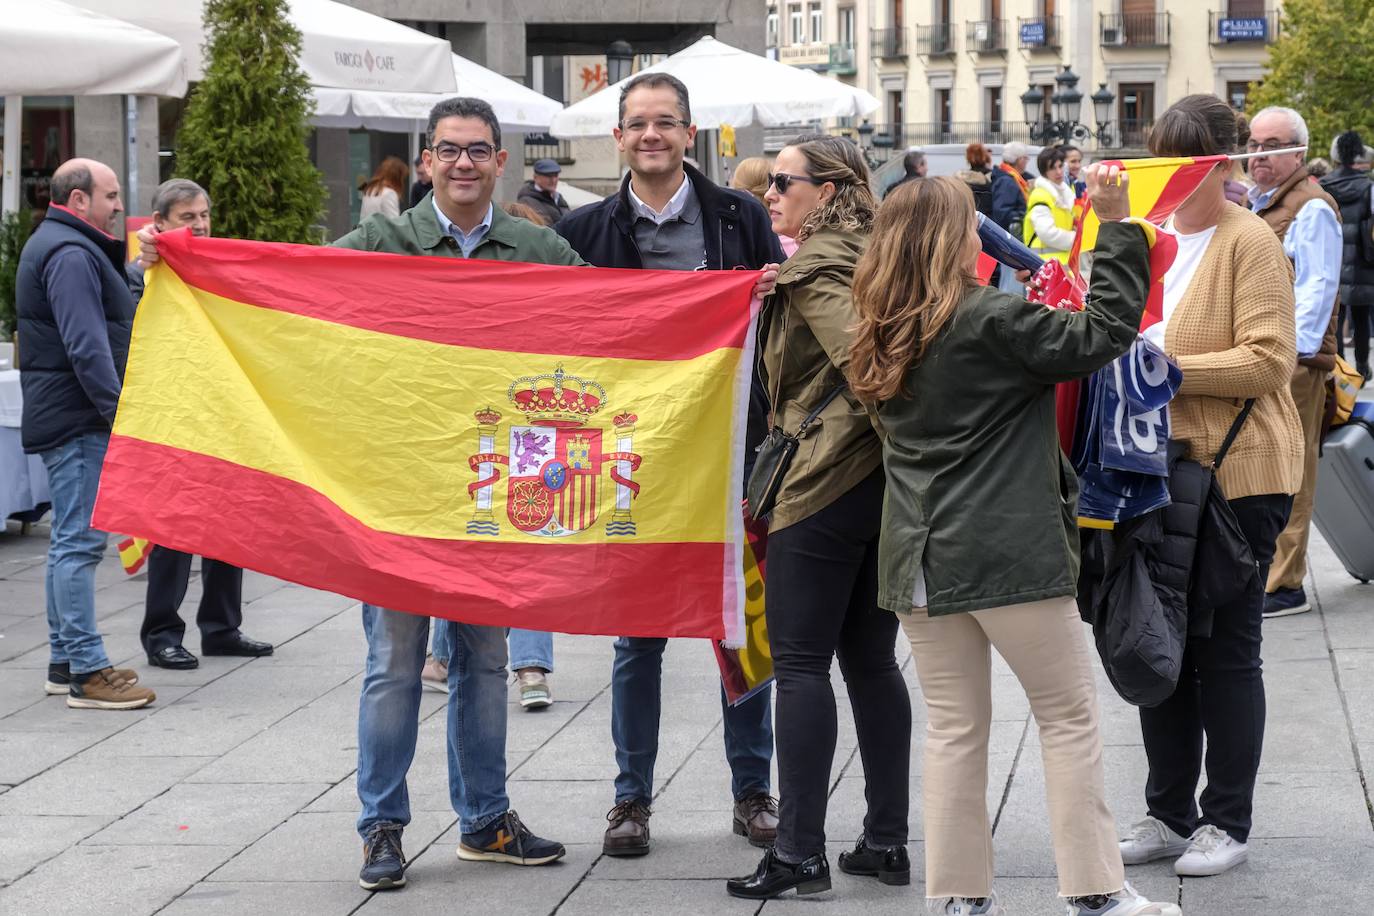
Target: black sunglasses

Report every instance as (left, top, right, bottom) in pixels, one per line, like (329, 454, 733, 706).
(768, 172, 823, 194)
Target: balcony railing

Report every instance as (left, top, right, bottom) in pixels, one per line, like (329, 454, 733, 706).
(828, 42, 857, 74)
(872, 28, 907, 58)
(915, 22, 956, 56)
(967, 19, 1007, 53)
(523, 133, 573, 166)
(1209, 11, 1279, 44)
(1017, 16, 1062, 49)
(1100, 13, 1171, 48)
(1116, 118, 1155, 149)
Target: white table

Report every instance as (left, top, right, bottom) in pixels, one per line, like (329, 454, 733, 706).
(0, 369, 51, 526)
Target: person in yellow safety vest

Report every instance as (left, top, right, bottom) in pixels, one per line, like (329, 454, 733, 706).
(1022, 146, 1076, 264)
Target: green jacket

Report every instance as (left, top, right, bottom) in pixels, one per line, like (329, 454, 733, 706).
(875, 220, 1150, 615)
(332, 191, 585, 266)
(757, 227, 881, 531)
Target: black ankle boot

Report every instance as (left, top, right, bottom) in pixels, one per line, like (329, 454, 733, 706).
(725, 848, 831, 899)
(837, 834, 911, 885)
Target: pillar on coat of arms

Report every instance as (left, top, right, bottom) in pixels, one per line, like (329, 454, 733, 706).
(608, 412, 637, 536)
(467, 407, 502, 536)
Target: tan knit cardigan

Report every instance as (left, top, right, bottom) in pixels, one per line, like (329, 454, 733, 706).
(1164, 203, 1304, 499)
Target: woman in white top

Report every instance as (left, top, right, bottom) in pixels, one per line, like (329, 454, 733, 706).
(1023, 146, 1077, 263)
(358, 156, 409, 222)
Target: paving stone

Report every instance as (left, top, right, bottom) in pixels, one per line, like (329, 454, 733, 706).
(0, 842, 237, 916)
(83, 781, 331, 847)
(558, 876, 760, 916)
(0, 753, 213, 816)
(0, 813, 112, 882)
(160, 880, 368, 915)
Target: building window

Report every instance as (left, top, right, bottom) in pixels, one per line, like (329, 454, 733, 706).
(1118, 82, 1156, 147)
(767, 9, 779, 46)
(986, 86, 1003, 133)
(838, 7, 856, 44)
(1226, 80, 1252, 110)
(936, 88, 952, 135)
(790, 4, 804, 45)
(809, 2, 824, 42)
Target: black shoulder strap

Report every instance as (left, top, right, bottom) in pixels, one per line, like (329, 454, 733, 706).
(1212, 398, 1256, 470)
(797, 384, 848, 434)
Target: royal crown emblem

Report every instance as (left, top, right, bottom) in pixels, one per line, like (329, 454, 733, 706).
(467, 365, 643, 538)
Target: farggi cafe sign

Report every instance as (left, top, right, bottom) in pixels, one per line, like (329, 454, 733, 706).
(334, 49, 398, 73)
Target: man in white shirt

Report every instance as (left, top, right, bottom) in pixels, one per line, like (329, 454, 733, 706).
(1247, 106, 1344, 618)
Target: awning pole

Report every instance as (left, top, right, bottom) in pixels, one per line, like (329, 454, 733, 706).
(2, 96, 21, 214)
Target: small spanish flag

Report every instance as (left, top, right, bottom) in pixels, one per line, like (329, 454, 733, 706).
(117, 536, 152, 574)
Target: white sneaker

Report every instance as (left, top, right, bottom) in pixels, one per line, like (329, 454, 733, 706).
(1066, 881, 1181, 916)
(1174, 823, 1248, 876)
(1119, 816, 1191, 865)
(927, 891, 1004, 915)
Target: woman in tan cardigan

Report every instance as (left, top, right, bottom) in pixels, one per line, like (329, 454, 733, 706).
(1119, 94, 1303, 879)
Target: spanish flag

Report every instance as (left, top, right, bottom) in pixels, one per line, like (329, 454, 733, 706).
(92, 230, 760, 643)
(117, 536, 152, 574)
(1071, 155, 1225, 256)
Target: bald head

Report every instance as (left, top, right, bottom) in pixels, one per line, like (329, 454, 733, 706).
(52, 158, 122, 235)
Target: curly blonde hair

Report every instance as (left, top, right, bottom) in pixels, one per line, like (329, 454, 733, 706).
(784, 134, 877, 242)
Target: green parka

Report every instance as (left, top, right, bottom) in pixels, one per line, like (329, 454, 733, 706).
(875, 220, 1151, 615)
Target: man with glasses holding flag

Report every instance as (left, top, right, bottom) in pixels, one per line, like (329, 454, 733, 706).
(556, 72, 784, 859)
(138, 96, 582, 892)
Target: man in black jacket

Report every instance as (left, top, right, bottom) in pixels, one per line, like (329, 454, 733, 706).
(556, 72, 783, 859)
(516, 158, 572, 226)
(17, 158, 156, 710)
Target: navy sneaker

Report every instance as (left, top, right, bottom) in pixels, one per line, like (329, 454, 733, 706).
(359, 823, 406, 890)
(457, 810, 565, 866)
(1263, 586, 1311, 619)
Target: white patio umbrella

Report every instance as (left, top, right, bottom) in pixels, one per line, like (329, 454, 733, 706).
(549, 36, 880, 138)
(75, 0, 456, 93)
(1, 0, 189, 212)
(312, 53, 563, 134)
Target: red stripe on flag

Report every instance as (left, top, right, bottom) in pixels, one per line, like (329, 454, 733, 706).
(93, 436, 729, 639)
(1144, 156, 1227, 223)
(154, 230, 755, 361)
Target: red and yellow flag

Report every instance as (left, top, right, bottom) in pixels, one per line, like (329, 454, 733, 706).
(117, 536, 152, 574)
(92, 230, 761, 642)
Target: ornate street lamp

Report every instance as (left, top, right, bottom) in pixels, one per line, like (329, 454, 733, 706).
(606, 40, 634, 84)
(1091, 83, 1116, 147)
(1022, 66, 1095, 147)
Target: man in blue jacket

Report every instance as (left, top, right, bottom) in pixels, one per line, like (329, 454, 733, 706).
(17, 158, 156, 711)
(557, 71, 783, 859)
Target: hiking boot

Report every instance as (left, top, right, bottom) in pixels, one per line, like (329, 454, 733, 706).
(837, 833, 911, 885)
(457, 810, 565, 866)
(1173, 824, 1248, 877)
(516, 668, 552, 709)
(359, 823, 406, 890)
(66, 668, 155, 710)
(603, 799, 652, 856)
(927, 893, 1004, 915)
(1066, 881, 1181, 915)
(732, 792, 779, 847)
(46, 661, 137, 696)
(1263, 586, 1311, 619)
(421, 655, 448, 693)
(1119, 815, 1190, 865)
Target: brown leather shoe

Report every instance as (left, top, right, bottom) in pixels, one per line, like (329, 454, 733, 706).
(732, 793, 779, 847)
(603, 799, 651, 857)
(67, 667, 156, 710)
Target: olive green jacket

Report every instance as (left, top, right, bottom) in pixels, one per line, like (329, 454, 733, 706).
(332, 191, 585, 266)
(875, 220, 1151, 615)
(757, 227, 881, 531)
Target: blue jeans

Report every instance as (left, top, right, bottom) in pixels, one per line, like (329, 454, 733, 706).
(356, 604, 510, 837)
(40, 432, 112, 675)
(432, 621, 553, 673)
(611, 636, 773, 804)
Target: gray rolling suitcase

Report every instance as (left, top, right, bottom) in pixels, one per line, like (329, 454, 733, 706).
(1313, 402, 1374, 583)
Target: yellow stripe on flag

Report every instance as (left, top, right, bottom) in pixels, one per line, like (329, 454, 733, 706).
(115, 264, 742, 545)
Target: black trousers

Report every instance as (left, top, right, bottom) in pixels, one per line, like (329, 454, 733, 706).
(140, 546, 244, 653)
(1139, 493, 1291, 844)
(765, 467, 911, 861)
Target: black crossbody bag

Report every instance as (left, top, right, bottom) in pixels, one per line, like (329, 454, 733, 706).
(745, 303, 847, 522)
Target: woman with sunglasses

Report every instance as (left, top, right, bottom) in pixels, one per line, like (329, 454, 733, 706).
(848, 167, 1180, 916)
(726, 135, 911, 901)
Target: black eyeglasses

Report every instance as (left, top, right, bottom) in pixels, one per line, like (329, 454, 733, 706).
(430, 141, 495, 164)
(1245, 138, 1299, 153)
(768, 172, 823, 194)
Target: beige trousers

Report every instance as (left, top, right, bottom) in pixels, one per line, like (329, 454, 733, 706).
(1267, 365, 1327, 592)
(901, 597, 1125, 899)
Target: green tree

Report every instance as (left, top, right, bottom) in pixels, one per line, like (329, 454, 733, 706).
(1250, 0, 1374, 161)
(174, 0, 324, 242)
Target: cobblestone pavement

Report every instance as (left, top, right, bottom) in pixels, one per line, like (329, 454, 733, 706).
(1, 518, 1372, 914)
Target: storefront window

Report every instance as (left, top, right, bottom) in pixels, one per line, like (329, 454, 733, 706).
(0, 96, 75, 212)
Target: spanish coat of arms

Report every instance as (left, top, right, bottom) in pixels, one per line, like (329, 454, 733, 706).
(466, 366, 643, 537)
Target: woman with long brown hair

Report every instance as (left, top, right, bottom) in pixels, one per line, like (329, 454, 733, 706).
(848, 169, 1179, 916)
(358, 155, 409, 221)
(725, 135, 910, 901)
